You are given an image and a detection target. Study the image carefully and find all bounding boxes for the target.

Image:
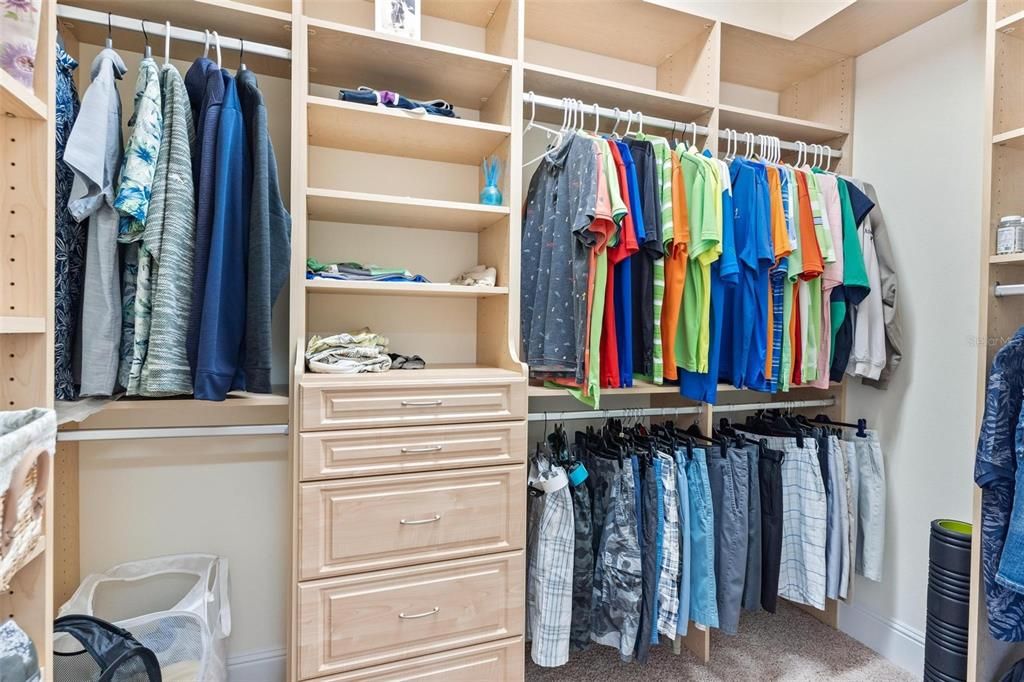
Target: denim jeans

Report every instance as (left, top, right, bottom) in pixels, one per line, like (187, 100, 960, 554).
(674, 450, 692, 636)
(685, 450, 719, 629)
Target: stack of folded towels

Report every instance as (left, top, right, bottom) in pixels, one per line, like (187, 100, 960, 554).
(305, 329, 392, 374)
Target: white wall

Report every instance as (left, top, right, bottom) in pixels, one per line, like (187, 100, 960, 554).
(840, 1, 985, 673)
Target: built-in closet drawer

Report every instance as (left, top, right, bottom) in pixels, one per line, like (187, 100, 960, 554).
(306, 636, 524, 682)
(296, 551, 524, 679)
(299, 372, 526, 431)
(299, 421, 526, 480)
(298, 465, 525, 579)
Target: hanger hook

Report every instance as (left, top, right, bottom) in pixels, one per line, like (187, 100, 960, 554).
(239, 38, 246, 70)
(212, 30, 222, 68)
(624, 109, 634, 137)
(164, 21, 172, 66)
(203, 29, 211, 57)
(105, 11, 113, 48)
(824, 144, 833, 172)
(592, 102, 600, 135)
(638, 111, 644, 136)
(690, 121, 698, 148)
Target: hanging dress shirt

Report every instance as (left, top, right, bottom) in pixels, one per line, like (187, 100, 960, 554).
(53, 42, 83, 401)
(115, 55, 163, 394)
(139, 64, 197, 396)
(64, 47, 126, 397)
(238, 68, 291, 394)
(194, 72, 251, 400)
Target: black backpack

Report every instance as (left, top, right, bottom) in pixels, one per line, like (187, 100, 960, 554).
(53, 614, 161, 682)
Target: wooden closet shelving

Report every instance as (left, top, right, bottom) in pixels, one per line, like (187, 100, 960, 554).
(308, 96, 512, 163)
(305, 280, 510, 298)
(0, 0, 55, 675)
(717, 104, 849, 144)
(971, 1, 1024, 678)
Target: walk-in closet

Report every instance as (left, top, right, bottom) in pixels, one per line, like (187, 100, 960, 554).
(0, 0, 1011, 681)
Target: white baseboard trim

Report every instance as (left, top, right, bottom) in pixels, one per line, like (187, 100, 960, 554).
(838, 601, 925, 675)
(227, 647, 286, 682)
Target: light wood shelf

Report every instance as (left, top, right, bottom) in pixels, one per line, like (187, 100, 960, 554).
(525, 0, 710, 66)
(721, 24, 848, 92)
(64, 0, 292, 47)
(305, 280, 509, 298)
(990, 252, 1024, 264)
(307, 96, 511, 164)
(59, 390, 290, 430)
(0, 70, 46, 120)
(523, 63, 714, 124)
(306, 17, 513, 110)
(301, 363, 523, 385)
(718, 104, 848, 144)
(306, 188, 509, 232)
(994, 126, 1024, 149)
(0, 316, 46, 334)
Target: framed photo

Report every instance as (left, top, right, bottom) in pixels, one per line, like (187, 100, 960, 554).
(375, 0, 421, 41)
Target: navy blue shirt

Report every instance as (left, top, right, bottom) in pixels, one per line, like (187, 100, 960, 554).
(194, 73, 251, 400)
(184, 58, 225, 379)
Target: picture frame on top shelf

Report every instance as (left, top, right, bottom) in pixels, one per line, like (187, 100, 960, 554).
(375, 0, 420, 41)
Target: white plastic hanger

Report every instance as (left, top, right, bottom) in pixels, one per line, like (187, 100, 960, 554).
(623, 110, 635, 137)
(203, 29, 211, 58)
(823, 144, 833, 172)
(212, 30, 222, 68)
(744, 132, 754, 158)
(522, 91, 563, 167)
(164, 21, 171, 66)
(690, 121, 699, 150)
(592, 103, 600, 136)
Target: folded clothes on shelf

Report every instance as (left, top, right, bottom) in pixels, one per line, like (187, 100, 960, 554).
(306, 329, 392, 374)
(450, 264, 496, 287)
(339, 86, 458, 118)
(306, 258, 431, 283)
(389, 353, 426, 369)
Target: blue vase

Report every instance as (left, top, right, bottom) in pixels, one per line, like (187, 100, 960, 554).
(480, 185, 503, 206)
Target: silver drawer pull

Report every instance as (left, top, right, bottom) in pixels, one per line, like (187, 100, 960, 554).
(401, 400, 443, 407)
(399, 606, 440, 620)
(400, 444, 443, 454)
(400, 513, 442, 525)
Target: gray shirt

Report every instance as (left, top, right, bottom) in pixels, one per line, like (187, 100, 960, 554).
(64, 48, 125, 397)
(861, 182, 903, 389)
(139, 65, 197, 396)
(521, 133, 598, 379)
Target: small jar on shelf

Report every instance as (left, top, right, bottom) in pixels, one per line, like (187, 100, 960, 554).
(997, 215, 1024, 255)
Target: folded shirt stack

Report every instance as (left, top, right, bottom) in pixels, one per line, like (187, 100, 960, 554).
(306, 258, 430, 283)
(305, 329, 392, 374)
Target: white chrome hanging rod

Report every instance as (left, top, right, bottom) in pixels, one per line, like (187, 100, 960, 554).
(526, 397, 835, 423)
(55, 4, 292, 62)
(994, 283, 1024, 297)
(57, 424, 288, 442)
(524, 93, 842, 159)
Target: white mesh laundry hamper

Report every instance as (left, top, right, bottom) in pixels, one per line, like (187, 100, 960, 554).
(57, 554, 231, 682)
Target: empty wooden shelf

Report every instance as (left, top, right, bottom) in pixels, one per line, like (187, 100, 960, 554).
(0, 317, 46, 334)
(717, 105, 848, 144)
(0, 71, 46, 120)
(306, 188, 509, 232)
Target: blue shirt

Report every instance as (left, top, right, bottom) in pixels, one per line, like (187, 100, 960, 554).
(615, 142, 645, 387)
(194, 73, 251, 400)
(680, 153, 734, 404)
(744, 161, 774, 392)
(976, 327, 1024, 641)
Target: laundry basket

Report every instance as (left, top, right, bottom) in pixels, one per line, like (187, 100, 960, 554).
(0, 408, 54, 590)
(57, 554, 231, 682)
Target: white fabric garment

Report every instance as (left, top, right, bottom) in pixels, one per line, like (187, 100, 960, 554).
(847, 181, 886, 380)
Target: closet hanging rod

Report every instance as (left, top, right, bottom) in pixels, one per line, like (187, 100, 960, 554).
(994, 283, 1024, 297)
(524, 93, 843, 159)
(56, 424, 288, 442)
(526, 397, 836, 423)
(55, 4, 292, 61)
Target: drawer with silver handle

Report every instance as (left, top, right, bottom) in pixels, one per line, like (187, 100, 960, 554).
(296, 552, 524, 679)
(298, 465, 525, 580)
(298, 421, 525, 481)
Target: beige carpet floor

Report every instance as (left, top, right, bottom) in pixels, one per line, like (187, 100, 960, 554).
(526, 602, 916, 681)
